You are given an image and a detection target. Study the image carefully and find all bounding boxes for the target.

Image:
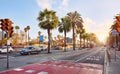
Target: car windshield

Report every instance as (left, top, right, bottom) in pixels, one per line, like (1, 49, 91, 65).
(2, 46, 10, 49)
(39, 46, 43, 48)
(25, 47, 33, 50)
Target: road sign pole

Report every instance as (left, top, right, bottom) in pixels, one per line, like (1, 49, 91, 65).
(39, 36, 40, 47)
(6, 31, 9, 68)
(111, 29, 118, 62)
(115, 34, 118, 62)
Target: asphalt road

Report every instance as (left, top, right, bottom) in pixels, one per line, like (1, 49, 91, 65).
(60, 47, 105, 65)
(0, 47, 105, 72)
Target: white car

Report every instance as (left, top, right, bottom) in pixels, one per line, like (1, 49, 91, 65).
(39, 46, 47, 51)
(0, 46, 14, 53)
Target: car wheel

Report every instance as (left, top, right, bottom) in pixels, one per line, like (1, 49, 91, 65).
(9, 50, 13, 53)
(20, 53, 23, 55)
(28, 52, 31, 55)
(0, 51, 1, 53)
(38, 51, 41, 53)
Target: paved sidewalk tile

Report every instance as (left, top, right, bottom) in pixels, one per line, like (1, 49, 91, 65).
(106, 49, 120, 74)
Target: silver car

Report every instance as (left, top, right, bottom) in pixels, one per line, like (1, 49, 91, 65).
(19, 46, 41, 55)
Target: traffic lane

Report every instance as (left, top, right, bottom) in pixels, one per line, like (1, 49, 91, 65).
(60, 47, 103, 62)
(0, 51, 23, 59)
(76, 49, 105, 65)
(0, 50, 42, 58)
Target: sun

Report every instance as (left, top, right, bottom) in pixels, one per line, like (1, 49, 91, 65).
(97, 34, 107, 43)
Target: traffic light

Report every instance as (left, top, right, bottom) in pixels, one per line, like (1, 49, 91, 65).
(116, 15, 120, 21)
(5, 19, 14, 37)
(115, 15, 120, 33)
(0, 19, 6, 31)
(0, 19, 9, 31)
(0, 18, 14, 37)
(8, 26, 14, 37)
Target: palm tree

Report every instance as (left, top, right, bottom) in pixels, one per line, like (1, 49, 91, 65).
(24, 27, 27, 45)
(76, 28, 84, 49)
(44, 36, 47, 42)
(58, 16, 71, 51)
(26, 26, 30, 45)
(57, 34, 61, 40)
(82, 33, 87, 48)
(15, 26, 20, 44)
(38, 31, 41, 36)
(20, 31, 25, 44)
(15, 26, 20, 34)
(85, 33, 90, 48)
(37, 9, 59, 53)
(67, 11, 83, 50)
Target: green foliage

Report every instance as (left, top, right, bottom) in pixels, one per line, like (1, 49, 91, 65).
(67, 11, 83, 25)
(37, 9, 59, 53)
(15, 26, 20, 30)
(67, 11, 83, 50)
(58, 16, 71, 33)
(37, 9, 59, 30)
(27, 26, 30, 30)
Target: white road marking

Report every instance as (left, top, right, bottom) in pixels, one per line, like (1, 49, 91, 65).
(14, 68, 23, 71)
(69, 66, 74, 68)
(25, 70, 35, 73)
(86, 55, 101, 61)
(38, 71, 48, 74)
(53, 65, 57, 66)
(64, 66, 67, 68)
(58, 65, 62, 67)
(74, 48, 102, 62)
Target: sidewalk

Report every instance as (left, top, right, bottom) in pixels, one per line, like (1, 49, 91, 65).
(105, 48, 120, 74)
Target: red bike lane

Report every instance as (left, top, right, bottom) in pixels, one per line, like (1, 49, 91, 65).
(0, 60, 103, 74)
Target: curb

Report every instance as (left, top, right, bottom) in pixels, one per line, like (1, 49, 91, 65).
(104, 48, 108, 74)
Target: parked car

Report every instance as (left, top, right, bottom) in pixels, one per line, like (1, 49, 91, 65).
(19, 46, 41, 55)
(39, 46, 47, 51)
(52, 46, 63, 50)
(0, 46, 14, 53)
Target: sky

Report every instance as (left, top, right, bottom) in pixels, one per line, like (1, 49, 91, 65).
(0, 0, 120, 42)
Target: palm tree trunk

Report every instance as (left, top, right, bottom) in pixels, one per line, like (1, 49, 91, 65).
(87, 39, 88, 48)
(84, 38, 85, 48)
(64, 30, 67, 52)
(28, 31, 29, 45)
(26, 32, 27, 45)
(73, 24, 75, 50)
(47, 29, 51, 53)
(79, 34, 82, 49)
(1, 31, 3, 46)
(16, 30, 18, 45)
(21, 36, 23, 44)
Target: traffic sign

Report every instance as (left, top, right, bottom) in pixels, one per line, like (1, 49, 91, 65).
(111, 29, 119, 35)
(39, 35, 43, 42)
